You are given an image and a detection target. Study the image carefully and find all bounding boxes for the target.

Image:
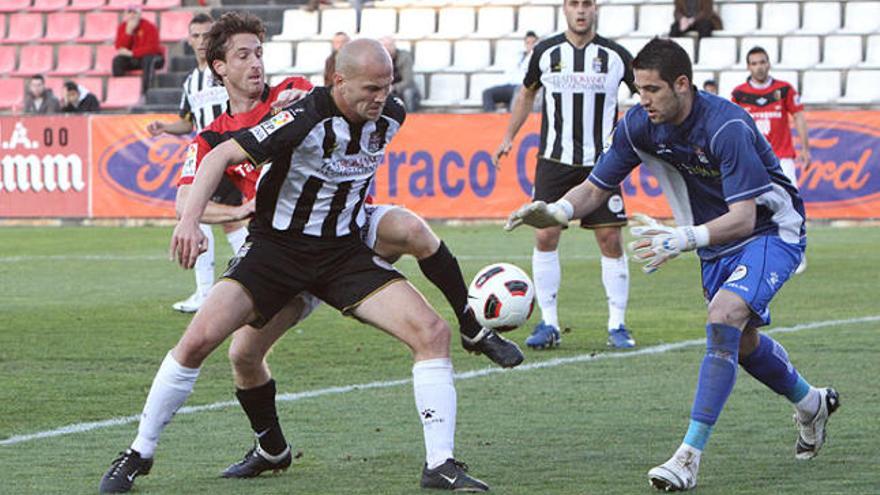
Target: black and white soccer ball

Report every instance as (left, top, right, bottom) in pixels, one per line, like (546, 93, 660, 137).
(467, 263, 535, 332)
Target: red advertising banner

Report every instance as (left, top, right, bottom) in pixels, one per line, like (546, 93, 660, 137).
(90, 114, 187, 218)
(0, 116, 90, 217)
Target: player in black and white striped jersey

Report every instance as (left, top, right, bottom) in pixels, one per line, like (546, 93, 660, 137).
(494, 0, 638, 350)
(146, 13, 247, 314)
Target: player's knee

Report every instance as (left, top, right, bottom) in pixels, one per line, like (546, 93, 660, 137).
(535, 228, 561, 250)
(706, 298, 751, 328)
(400, 214, 439, 259)
(413, 313, 451, 353)
(228, 338, 263, 374)
(595, 229, 623, 257)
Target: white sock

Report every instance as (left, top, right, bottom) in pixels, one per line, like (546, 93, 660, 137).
(601, 254, 629, 331)
(130, 352, 200, 458)
(225, 226, 248, 254)
(194, 224, 215, 296)
(795, 387, 821, 423)
(532, 248, 560, 328)
(412, 358, 456, 469)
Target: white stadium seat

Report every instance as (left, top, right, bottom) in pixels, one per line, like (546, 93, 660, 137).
(424, 73, 467, 107)
(474, 6, 515, 38)
(291, 41, 331, 73)
(738, 37, 778, 65)
(631, 5, 674, 37)
(274, 9, 319, 41)
(754, 3, 799, 36)
(319, 8, 357, 39)
(451, 40, 491, 72)
(839, 2, 880, 34)
(467, 72, 509, 106)
(263, 41, 293, 74)
(777, 36, 820, 69)
(715, 3, 758, 36)
(817, 36, 862, 69)
(771, 70, 799, 92)
(692, 71, 716, 91)
(491, 38, 525, 71)
(800, 70, 841, 104)
(397, 8, 436, 40)
(597, 5, 635, 38)
(414, 40, 452, 72)
(358, 9, 397, 38)
(435, 7, 476, 38)
(617, 83, 638, 106)
(840, 70, 880, 103)
(800, 2, 841, 35)
(719, 70, 748, 98)
(861, 35, 880, 68)
(514, 6, 556, 37)
(617, 37, 650, 60)
(671, 37, 695, 63)
(697, 37, 737, 70)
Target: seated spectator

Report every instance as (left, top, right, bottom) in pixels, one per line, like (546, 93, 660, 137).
(23, 75, 61, 114)
(112, 4, 164, 94)
(61, 81, 101, 113)
(482, 31, 538, 113)
(323, 32, 350, 87)
(669, 0, 721, 39)
(380, 36, 420, 112)
(702, 79, 718, 95)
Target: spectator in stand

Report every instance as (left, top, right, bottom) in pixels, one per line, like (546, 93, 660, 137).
(323, 31, 350, 87)
(482, 31, 538, 113)
(702, 79, 718, 95)
(380, 36, 420, 112)
(60, 81, 101, 113)
(113, 4, 165, 94)
(23, 75, 61, 114)
(669, 0, 722, 39)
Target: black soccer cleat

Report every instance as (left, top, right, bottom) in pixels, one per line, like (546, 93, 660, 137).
(461, 327, 524, 368)
(99, 449, 153, 494)
(221, 444, 292, 478)
(421, 458, 490, 492)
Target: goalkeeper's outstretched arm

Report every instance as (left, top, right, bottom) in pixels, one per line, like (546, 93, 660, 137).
(561, 180, 612, 220)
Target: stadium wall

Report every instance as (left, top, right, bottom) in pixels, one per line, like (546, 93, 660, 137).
(1, 112, 878, 220)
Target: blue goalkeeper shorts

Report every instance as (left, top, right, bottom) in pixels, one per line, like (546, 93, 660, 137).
(701, 235, 804, 328)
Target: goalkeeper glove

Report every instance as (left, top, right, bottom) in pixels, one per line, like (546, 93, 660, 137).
(628, 213, 710, 274)
(505, 199, 574, 231)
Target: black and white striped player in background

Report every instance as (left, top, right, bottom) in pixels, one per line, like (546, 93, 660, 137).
(494, 0, 639, 350)
(146, 13, 247, 314)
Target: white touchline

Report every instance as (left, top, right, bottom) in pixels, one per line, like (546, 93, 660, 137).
(2, 315, 877, 447)
(0, 254, 599, 264)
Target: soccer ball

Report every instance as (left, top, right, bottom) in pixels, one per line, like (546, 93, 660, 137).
(467, 263, 535, 332)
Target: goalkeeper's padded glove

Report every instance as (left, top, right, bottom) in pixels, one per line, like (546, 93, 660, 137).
(628, 213, 710, 274)
(505, 199, 573, 231)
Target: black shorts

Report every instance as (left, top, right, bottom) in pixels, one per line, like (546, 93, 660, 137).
(221, 233, 405, 328)
(532, 158, 627, 229)
(211, 175, 243, 206)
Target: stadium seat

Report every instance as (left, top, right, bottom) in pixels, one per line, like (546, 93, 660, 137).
(631, 4, 674, 37)
(597, 5, 635, 38)
(423, 73, 466, 107)
(319, 8, 357, 39)
(32, 0, 70, 12)
(262, 41, 292, 75)
(839, 2, 880, 34)
(513, 6, 555, 37)
(738, 37, 778, 64)
(670, 37, 695, 63)
(839, 70, 880, 104)
(143, 0, 180, 10)
(413, 40, 451, 72)
(102, 75, 141, 108)
(86, 43, 115, 75)
(73, 75, 103, 100)
(0, 0, 32, 13)
(274, 9, 318, 41)
(0, 78, 25, 110)
(44, 76, 64, 97)
(357, 8, 396, 37)
(67, 0, 106, 11)
(753, 2, 799, 36)
(450, 39, 490, 72)
(80, 12, 118, 42)
(105, 0, 140, 11)
(291, 40, 330, 73)
(50, 44, 92, 75)
(861, 35, 880, 68)
(817, 36, 862, 69)
(617, 37, 650, 60)
(159, 11, 191, 42)
(12, 45, 53, 76)
(692, 71, 715, 90)
(800, 2, 841, 35)
(489, 38, 525, 71)
(466, 72, 508, 106)
(474, 6, 514, 38)
(3, 13, 44, 43)
(772, 70, 800, 92)
(718, 70, 748, 98)
(714, 3, 757, 36)
(397, 8, 435, 40)
(697, 37, 737, 70)
(434, 7, 475, 39)
(0, 45, 16, 74)
(799, 70, 841, 104)
(43, 12, 81, 42)
(777, 36, 820, 70)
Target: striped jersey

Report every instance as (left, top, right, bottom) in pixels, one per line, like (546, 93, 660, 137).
(180, 67, 229, 132)
(233, 87, 405, 239)
(524, 33, 636, 167)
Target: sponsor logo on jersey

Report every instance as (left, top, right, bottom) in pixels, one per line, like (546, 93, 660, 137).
(181, 142, 197, 178)
(251, 109, 297, 142)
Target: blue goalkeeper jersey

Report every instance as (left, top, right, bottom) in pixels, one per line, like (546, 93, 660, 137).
(588, 90, 806, 260)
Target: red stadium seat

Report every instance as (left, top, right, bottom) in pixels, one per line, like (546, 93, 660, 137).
(2, 13, 44, 43)
(33, 0, 70, 12)
(74, 76, 104, 100)
(50, 44, 92, 75)
(102, 75, 140, 108)
(143, 0, 179, 11)
(43, 12, 81, 42)
(12, 44, 53, 76)
(159, 10, 191, 42)
(0, 45, 15, 74)
(80, 12, 117, 42)
(0, 78, 25, 110)
(0, 0, 32, 14)
(44, 76, 65, 97)
(105, 0, 140, 11)
(86, 43, 114, 74)
(67, 0, 106, 11)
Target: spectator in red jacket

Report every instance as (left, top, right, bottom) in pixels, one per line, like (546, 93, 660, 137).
(112, 4, 165, 95)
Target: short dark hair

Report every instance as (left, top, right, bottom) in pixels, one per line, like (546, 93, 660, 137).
(525, 30, 538, 39)
(205, 12, 265, 82)
(190, 13, 213, 26)
(746, 46, 769, 64)
(632, 38, 692, 88)
(31, 74, 45, 82)
(63, 81, 79, 92)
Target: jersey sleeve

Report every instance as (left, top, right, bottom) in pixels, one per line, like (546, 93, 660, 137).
(784, 84, 804, 114)
(177, 134, 211, 186)
(232, 104, 312, 166)
(178, 89, 192, 121)
(615, 44, 637, 94)
(711, 121, 774, 203)
(588, 115, 642, 190)
(523, 46, 543, 89)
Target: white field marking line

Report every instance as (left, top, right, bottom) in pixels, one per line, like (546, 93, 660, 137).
(2, 315, 877, 447)
(0, 254, 600, 263)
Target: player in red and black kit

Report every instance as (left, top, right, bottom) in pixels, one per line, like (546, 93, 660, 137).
(732, 45, 811, 273)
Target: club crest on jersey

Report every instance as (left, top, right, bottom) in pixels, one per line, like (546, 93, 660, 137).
(726, 264, 748, 283)
(367, 129, 384, 153)
(773, 90, 782, 101)
(694, 146, 710, 164)
(251, 109, 296, 142)
(592, 56, 604, 73)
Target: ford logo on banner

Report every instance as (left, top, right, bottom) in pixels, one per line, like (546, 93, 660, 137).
(798, 121, 880, 204)
(97, 134, 187, 205)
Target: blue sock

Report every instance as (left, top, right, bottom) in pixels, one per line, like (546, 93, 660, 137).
(685, 323, 741, 450)
(739, 334, 810, 403)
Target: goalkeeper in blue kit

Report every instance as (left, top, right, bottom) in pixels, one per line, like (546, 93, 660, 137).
(506, 38, 838, 491)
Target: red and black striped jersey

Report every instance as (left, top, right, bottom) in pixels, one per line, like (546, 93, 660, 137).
(731, 77, 803, 159)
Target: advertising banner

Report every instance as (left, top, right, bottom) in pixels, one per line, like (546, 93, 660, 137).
(0, 116, 90, 217)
